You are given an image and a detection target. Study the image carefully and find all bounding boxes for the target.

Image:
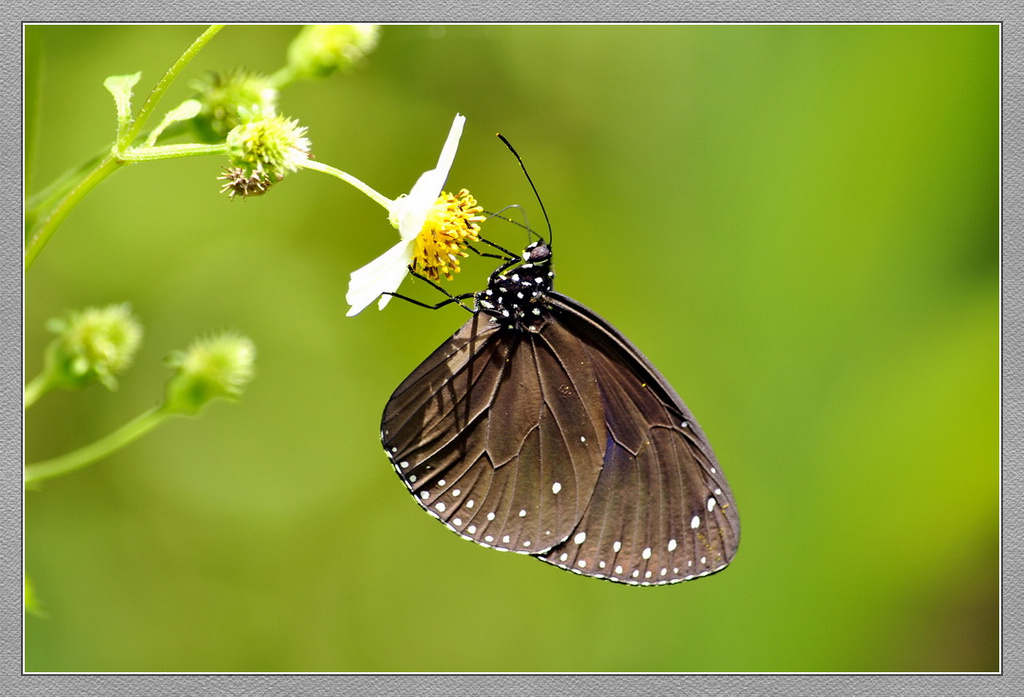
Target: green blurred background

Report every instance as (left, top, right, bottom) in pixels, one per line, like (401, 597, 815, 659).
(24, 24, 998, 672)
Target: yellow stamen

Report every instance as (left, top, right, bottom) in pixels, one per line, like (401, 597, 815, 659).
(412, 189, 484, 281)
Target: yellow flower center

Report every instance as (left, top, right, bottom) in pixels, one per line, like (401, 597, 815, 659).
(412, 189, 484, 281)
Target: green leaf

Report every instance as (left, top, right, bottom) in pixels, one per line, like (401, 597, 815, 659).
(103, 72, 142, 145)
(143, 98, 202, 146)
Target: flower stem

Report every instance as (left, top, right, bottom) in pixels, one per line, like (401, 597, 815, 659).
(301, 158, 393, 210)
(121, 25, 224, 148)
(23, 373, 52, 409)
(118, 143, 227, 162)
(24, 148, 108, 230)
(24, 405, 172, 486)
(24, 153, 120, 271)
(266, 65, 297, 90)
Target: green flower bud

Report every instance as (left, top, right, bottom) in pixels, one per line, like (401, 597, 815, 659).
(163, 333, 256, 416)
(226, 115, 311, 180)
(286, 24, 380, 80)
(190, 69, 279, 142)
(42, 303, 143, 391)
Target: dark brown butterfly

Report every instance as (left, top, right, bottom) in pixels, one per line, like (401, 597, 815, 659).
(381, 238, 740, 585)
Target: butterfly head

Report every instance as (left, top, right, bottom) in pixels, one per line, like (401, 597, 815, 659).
(522, 240, 552, 266)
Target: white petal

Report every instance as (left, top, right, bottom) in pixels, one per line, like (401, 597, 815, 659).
(394, 113, 465, 241)
(437, 113, 465, 177)
(345, 239, 415, 316)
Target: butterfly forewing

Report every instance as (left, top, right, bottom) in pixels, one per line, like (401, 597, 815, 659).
(382, 312, 604, 554)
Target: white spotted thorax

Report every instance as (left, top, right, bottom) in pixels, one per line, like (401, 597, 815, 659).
(475, 241, 554, 331)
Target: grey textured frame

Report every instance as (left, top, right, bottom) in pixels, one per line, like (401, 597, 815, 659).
(4, 3, 1018, 695)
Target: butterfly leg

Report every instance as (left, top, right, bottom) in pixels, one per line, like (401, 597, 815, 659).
(381, 292, 476, 312)
(381, 270, 477, 312)
(472, 236, 520, 260)
(465, 243, 514, 263)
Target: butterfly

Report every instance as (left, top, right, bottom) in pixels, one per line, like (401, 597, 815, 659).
(380, 231, 739, 585)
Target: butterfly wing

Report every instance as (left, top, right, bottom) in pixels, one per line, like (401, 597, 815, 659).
(536, 293, 740, 585)
(381, 294, 739, 586)
(381, 311, 605, 554)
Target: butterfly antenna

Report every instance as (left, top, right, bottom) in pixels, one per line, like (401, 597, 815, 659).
(497, 133, 553, 247)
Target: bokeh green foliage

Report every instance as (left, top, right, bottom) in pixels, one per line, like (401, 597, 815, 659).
(24, 24, 998, 672)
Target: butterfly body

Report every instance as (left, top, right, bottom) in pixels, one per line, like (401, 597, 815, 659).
(382, 241, 739, 585)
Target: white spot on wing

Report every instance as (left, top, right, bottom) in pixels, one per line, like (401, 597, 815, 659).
(552, 482, 562, 494)
(691, 515, 701, 529)
(574, 532, 586, 545)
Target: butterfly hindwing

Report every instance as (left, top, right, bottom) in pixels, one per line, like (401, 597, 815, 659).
(537, 294, 740, 585)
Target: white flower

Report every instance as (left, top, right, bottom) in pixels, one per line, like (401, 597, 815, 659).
(345, 113, 473, 316)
